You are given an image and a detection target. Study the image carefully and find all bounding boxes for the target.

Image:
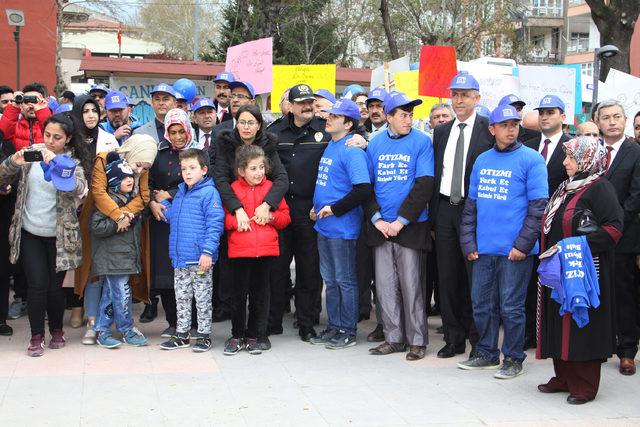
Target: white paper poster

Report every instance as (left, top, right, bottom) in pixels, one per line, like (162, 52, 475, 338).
(370, 56, 410, 90)
(518, 65, 577, 124)
(599, 68, 640, 137)
(457, 62, 520, 111)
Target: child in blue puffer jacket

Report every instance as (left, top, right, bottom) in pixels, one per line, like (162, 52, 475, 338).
(159, 148, 224, 352)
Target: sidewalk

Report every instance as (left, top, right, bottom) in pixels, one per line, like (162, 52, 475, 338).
(1, 303, 639, 427)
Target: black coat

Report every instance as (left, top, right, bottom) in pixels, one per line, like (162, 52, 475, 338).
(523, 133, 571, 197)
(538, 178, 623, 361)
(602, 138, 640, 253)
(213, 129, 289, 213)
(213, 100, 233, 124)
(429, 114, 493, 226)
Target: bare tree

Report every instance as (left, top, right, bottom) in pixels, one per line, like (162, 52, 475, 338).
(380, 0, 400, 59)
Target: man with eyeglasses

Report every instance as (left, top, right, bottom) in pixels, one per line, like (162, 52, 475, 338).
(89, 84, 109, 122)
(211, 81, 256, 143)
(575, 121, 600, 139)
(213, 72, 235, 124)
(0, 86, 14, 117)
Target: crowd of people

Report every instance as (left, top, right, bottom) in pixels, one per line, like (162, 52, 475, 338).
(0, 70, 639, 406)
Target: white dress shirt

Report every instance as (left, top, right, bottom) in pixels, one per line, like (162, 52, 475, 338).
(440, 112, 477, 197)
(605, 136, 625, 167)
(538, 130, 563, 165)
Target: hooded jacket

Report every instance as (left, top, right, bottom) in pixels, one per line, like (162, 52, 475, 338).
(0, 103, 51, 150)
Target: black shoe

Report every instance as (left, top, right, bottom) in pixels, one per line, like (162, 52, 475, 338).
(299, 327, 317, 342)
(436, 326, 444, 334)
(267, 325, 283, 336)
(0, 322, 13, 336)
(523, 335, 537, 350)
(358, 312, 371, 322)
(139, 297, 158, 323)
(366, 324, 385, 342)
(212, 310, 231, 323)
(437, 343, 465, 358)
(567, 395, 593, 405)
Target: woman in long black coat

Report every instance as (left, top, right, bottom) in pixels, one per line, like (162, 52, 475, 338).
(537, 136, 623, 404)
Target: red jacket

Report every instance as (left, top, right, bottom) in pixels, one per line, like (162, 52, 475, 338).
(0, 104, 51, 150)
(225, 177, 291, 258)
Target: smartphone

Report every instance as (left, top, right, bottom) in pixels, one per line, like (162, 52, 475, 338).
(23, 150, 44, 162)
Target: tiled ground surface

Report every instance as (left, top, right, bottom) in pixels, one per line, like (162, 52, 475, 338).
(1, 300, 639, 426)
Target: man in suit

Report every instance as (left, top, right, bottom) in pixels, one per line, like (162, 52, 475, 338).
(210, 81, 256, 144)
(213, 72, 235, 124)
(431, 71, 493, 358)
(521, 95, 571, 349)
(191, 97, 216, 151)
(133, 83, 178, 145)
(596, 100, 640, 376)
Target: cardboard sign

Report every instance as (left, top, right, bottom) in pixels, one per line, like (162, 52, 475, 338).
(518, 65, 577, 125)
(418, 46, 457, 98)
(371, 55, 410, 90)
(393, 70, 442, 119)
(109, 76, 214, 104)
(271, 64, 336, 113)
(225, 37, 273, 94)
(600, 68, 640, 137)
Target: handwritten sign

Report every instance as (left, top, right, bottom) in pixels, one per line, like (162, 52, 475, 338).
(600, 68, 640, 137)
(225, 37, 273, 94)
(393, 70, 441, 119)
(418, 45, 458, 98)
(371, 55, 410, 90)
(457, 62, 520, 111)
(518, 65, 577, 125)
(109, 76, 214, 104)
(271, 64, 336, 113)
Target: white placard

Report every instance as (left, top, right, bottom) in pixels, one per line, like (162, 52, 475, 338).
(599, 68, 640, 137)
(457, 61, 520, 111)
(518, 65, 577, 124)
(109, 76, 215, 105)
(370, 56, 410, 90)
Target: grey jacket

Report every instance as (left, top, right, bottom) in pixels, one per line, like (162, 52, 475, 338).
(133, 119, 161, 144)
(90, 191, 142, 276)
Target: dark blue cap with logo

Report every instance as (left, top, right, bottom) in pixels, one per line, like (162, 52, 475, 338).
(383, 91, 423, 115)
(498, 94, 526, 107)
(367, 88, 389, 104)
(150, 83, 178, 98)
(315, 89, 336, 104)
(322, 98, 361, 121)
(105, 90, 129, 110)
(214, 72, 235, 83)
(190, 97, 215, 112)
(90, 84, 109, 95)
(229, 80, 256, 99)
(449, 71, 480, 91)
(43, 154, 77, 192)
(534, 94, 565, 112)
(489, 105, 521, 125)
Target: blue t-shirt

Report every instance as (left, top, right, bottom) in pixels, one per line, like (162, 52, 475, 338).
(468, 145, 548, 256)
(313, 134, 371, 239)
(366, 129, 434, 223)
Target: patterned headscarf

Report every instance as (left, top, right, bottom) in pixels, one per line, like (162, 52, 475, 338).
(542, 136, 608, 235)
(163, 108, 193, 149)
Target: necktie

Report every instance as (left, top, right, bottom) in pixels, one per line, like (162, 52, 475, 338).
(219, 108, 227, 122)
(541, 139, 551, 161)
(606, 146, 613, 169)
(450, 123, 466, 204)
(204, 133, 210, 150)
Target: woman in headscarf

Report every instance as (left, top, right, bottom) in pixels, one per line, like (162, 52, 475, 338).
(536, 136, 623, 404)
(146, 108, 195, 337)
(70, 95, 120, 331)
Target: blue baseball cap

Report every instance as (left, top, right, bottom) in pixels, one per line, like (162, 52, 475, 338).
(89, 84, 109, 95)
(498, 94, 526, 107)
(54, 104, 72, 114)
(489, 105, 521, 125)
(190, 97, 215, 112)
(105, 90, 129, 110)
(229, 80, 255, 99)
(367, 88, 388, 104)
(175, 91, 187, 101)
(315, 89, 336, 104)
(214, 72, 235, 83)
(48, 96, 58, 112)
(535, 94, 565, 112)
(449, 71, 480, 91)
(322, 98, 361, 121)
(150, 83, 178, 98)
(44, 154, 77, 192)
(383, 91, 423, 115)
(475, 104, 491, 117)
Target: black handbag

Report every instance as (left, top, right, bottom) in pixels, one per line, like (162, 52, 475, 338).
(576, 209, 599, 235)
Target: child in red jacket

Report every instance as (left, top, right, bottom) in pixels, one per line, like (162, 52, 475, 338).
(223, 145, 290, 356)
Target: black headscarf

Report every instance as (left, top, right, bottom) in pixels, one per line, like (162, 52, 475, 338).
(71, 94, 101, 157)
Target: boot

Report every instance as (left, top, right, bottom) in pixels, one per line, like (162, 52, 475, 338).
(81, 317, 97, 345)
(139, 297, 158, 323)
(70, 307, 83, 328)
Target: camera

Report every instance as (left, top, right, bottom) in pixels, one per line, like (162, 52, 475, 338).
(23, 148, 44, 162)
(12, 94, 38, 104)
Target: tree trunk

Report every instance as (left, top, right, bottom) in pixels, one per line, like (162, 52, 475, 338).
(55, 1, 67, 95)
(379, 0, 400, 59)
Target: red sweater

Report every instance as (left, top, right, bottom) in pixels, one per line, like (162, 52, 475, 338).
(0, 104, 51, 150)
(225, 177, 291, 258)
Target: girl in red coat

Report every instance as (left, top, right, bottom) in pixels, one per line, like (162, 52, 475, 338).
(223, 145, 290, 355)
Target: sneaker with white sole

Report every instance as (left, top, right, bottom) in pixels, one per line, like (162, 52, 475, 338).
(97, 333, 123, 349)
(123, 327, 148, 346)
(160, 333, 190, 350)
(309, 328, 338, 345)
(325, 331, 356, 349)
(27, 334, 45, 357)
(223, 337, 244, 355)
(193, 337, 212, 352)
(457, 355, 500, 370)
(494, 357, 524, 379)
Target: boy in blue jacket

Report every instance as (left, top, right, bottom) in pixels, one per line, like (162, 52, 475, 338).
(159, 148, 224, 352)
(459, 105, 548, 378)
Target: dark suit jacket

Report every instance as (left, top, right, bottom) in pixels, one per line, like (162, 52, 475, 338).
(213, 100, 233, 124)
(430, 114, 493, 225)
(523, 133, 571, 197)
(603, 138, 640, 253)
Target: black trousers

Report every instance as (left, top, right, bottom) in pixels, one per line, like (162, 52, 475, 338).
(435, 200, 477, 347)
(20, 230, 66, 336)
(0, 209, 10, 322)
(212, 236, 234, 315)
(356, 223, 374, 317)
(231, 257, 273, 340)
(615, 253, 640, 359)
(270, 213, 321, 331)
(425, 248, 439, 313)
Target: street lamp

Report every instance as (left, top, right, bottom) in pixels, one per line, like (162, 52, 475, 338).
(592, 44, 620, 106)
(5, 9, 25, 90)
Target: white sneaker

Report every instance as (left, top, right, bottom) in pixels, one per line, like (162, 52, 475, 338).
(81, 322, 97, 345)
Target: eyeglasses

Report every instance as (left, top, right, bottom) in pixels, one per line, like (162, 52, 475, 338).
(230, 94, 251, 100)
(237, 120, 258, 127)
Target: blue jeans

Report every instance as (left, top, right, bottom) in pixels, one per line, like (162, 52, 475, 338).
(94, 275, 133, 335)
(317, 235, 358, 335)
(471, 255, 533, 362)
(84, 280, 103, 318)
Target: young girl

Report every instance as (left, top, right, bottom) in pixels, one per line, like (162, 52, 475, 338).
(0, 113, 89, 357)
(223, 145, 290, 356)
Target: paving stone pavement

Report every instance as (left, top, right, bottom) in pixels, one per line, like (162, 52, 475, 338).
(1, 300, 639, 426)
